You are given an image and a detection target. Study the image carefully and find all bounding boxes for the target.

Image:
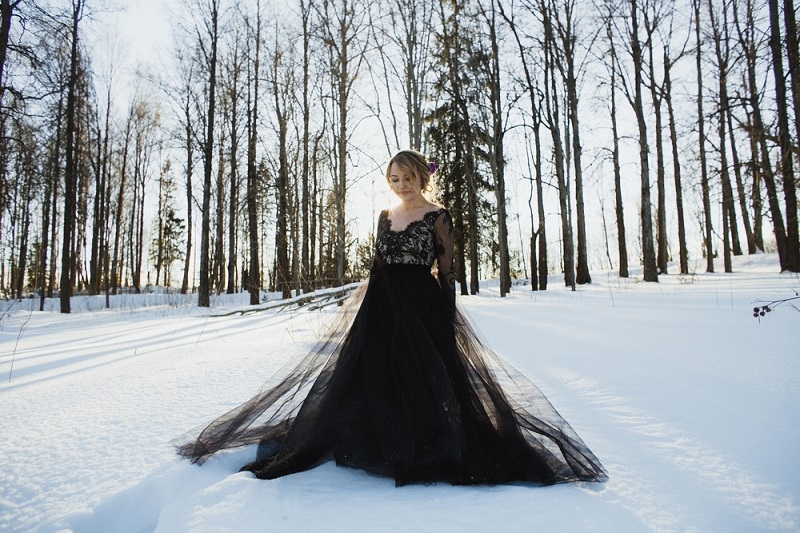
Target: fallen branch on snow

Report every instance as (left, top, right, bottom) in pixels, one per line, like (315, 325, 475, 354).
(211, 283, 362, 317)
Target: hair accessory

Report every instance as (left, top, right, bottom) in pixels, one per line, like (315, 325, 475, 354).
(429, 161, 437, 174)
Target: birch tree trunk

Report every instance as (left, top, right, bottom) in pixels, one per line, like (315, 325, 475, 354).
(198, 0, 220, 307)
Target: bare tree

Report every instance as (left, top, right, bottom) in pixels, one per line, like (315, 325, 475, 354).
(0, 0, 22, 119)
(726, 91, 757, 255)
(8, 122, 37, 300)
(552, 0, 591, 284)
(628, 0, 658, 281)
(59, 0, 85, 313)
(128, 97, 159, 293)
(269, 25, 294, 298)
(733, 0, 788, 269)
(708, 0, 736, 272)
(244, 0, 263, 304)
(767, 0, 799, 271)
(37, 52, 68, 309)
(498, 0, 549, 289)
(660, 14, 690, 274)
(173, 44, 197, 295)
(317, 0, 370, 285)
(299, 0, 312, 293)
(222, 20, 246, 294)
(89, 49, 117, 297)
(538, 0, 576, 287)
(602, 4, 630, 278)
(194, 0, 221, 307)
(642, 0, 670, 274)
(373, 0, 436, 152)
(478, 0, 511, 295)
(693, 0, 714, 273)
(211, 116, 226, 293)
(426, 1, 471, 294)
(786, 0, 800, 150)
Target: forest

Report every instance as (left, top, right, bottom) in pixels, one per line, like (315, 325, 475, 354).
(0, 0, 798, 313)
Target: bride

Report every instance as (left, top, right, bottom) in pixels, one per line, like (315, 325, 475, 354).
(179, 149, 606, 487)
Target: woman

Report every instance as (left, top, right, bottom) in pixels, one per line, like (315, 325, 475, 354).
(180, 149, 606, 486)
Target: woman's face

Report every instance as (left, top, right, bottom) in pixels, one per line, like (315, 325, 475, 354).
(388, 163, 422, 203)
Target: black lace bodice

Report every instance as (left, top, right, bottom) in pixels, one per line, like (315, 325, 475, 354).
(372, 208, 456, 292)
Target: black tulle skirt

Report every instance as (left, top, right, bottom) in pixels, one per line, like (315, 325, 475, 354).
(179, 264, 607, 486)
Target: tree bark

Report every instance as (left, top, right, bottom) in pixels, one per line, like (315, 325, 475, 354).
(746, 109, 764, 252)
(631, 0, 658, 281)
(0, 0, 22, 109)
(198, 0, 220, 307)
(609, 21, 629, 278)
(726, 95, 756, 255)
(273, 41, 291, 299)
(542, 2, 575, 287)
(180, 74, 194, 295)
(708, 0, 736, 272)
(40, 86, 65, 309)
(319, 0, 368, 285)
(767, 0, 800, 271)
(300, 0, 311, 293)
(60, 0, 84, 313)
(694, 0, 714, 273)
(644, 8, 668, 275)
(484, 1, 511, 295)
(245, 0, 262, 304)
(226, 43, 242, 295)
(498, 0, 548, 290)
(664, 53, 687, 274)
(213, 130, 226, 293)
(559, 0, 590, 285)
(732, 0, 780, 259)
(784, 0, 800, 172)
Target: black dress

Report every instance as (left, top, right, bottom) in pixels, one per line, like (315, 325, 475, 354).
(179, 208, 606, 486)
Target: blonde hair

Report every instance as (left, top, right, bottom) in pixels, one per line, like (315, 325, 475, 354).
(385, 149, 436, 195)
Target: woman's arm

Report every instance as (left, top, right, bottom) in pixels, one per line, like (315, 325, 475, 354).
(434, 210, 456, 308)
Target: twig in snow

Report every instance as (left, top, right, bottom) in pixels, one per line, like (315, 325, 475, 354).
(0, 300, 18, 328)
(8, 307, 33, 383)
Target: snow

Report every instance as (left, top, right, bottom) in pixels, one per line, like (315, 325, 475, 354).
(1, 253, 798, 532)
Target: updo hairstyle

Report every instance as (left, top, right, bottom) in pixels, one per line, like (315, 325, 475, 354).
(384, 149, 435, 193)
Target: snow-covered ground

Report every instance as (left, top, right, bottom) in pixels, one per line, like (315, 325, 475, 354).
(1, 253, 798, 532)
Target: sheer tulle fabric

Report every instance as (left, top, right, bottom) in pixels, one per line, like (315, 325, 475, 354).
(179, 210, 606, 486)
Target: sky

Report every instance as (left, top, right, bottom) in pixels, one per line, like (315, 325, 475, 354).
(102, 0, 173, 70)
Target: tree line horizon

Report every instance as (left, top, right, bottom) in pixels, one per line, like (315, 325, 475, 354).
(0, 0, 798, 313)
